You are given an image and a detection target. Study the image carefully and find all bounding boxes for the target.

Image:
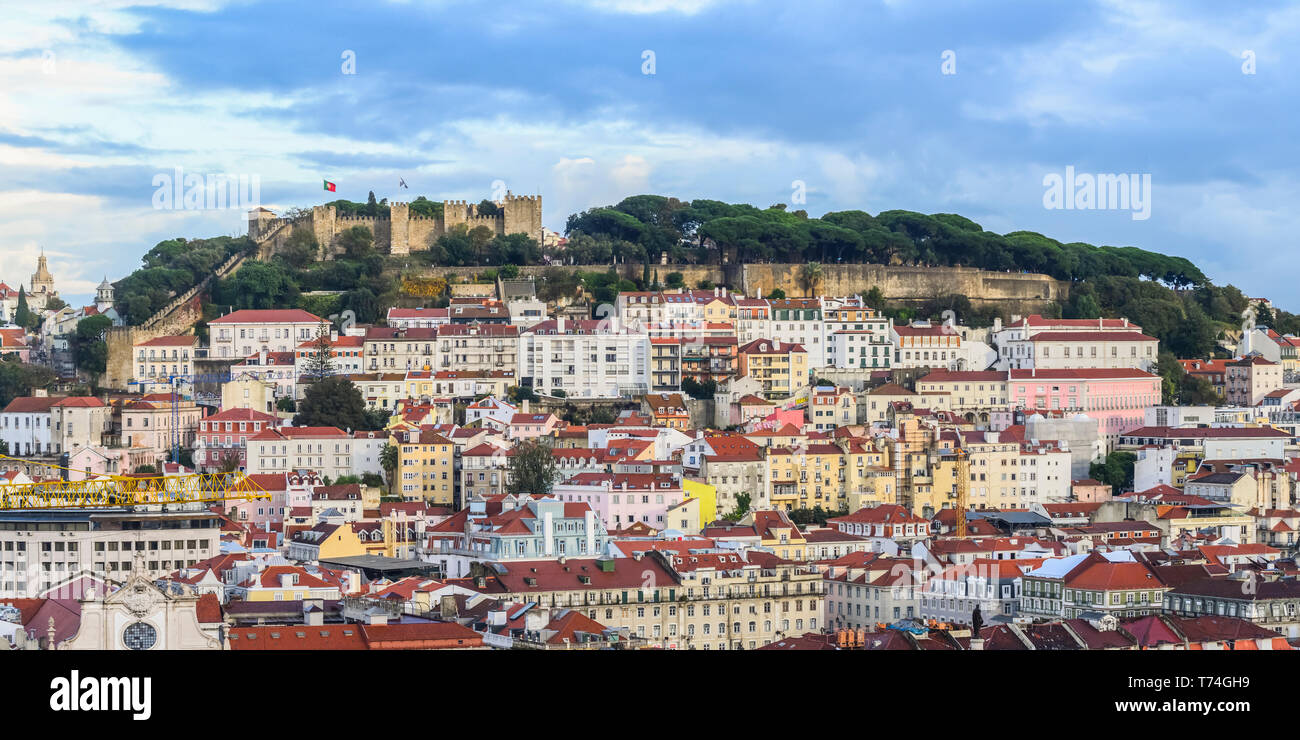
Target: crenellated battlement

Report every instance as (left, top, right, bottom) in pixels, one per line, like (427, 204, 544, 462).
(250, 192, 541, 257)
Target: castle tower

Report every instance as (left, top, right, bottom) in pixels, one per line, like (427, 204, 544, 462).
(247, 207, 276, 241)
(502, 192, 542, 242)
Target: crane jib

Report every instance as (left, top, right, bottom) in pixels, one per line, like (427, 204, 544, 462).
(0, 473, 269, 510)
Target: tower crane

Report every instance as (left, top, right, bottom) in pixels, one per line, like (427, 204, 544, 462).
(0, 454, 267, 510)
(954, 444, 970, 538)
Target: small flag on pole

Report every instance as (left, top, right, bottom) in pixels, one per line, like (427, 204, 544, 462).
(323, 180, 336, 192)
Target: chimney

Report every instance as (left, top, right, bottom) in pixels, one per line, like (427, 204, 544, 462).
(303, 599, 324, 625)
(557, 317, 565, 333)
(522, 399, 530, 414)
(439, 594, 458, 621)
(259, 348, 267, 366)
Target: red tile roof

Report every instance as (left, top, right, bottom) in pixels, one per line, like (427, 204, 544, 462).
(210, 309, 324, 324)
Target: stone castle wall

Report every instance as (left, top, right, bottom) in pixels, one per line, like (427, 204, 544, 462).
(422, 262, 1067, 311)
(253, 193, 543, 259)
(102, 251, 247, 390)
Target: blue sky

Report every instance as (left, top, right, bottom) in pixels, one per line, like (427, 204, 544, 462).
(2, 0, 1296, 308)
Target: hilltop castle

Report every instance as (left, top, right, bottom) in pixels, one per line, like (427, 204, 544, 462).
(248, 193, 542, 258)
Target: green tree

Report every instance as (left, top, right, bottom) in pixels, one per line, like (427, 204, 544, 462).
(293, 376, 368, 431)
(339, 226, 375, 260)
(799, 262, 823, 296)
(723, 492, 752, 521)
(13, 286, 30, 330)
(0, 361, 54, 407)
(1090, 451, 1137, 496)
(664, 272, 685, 289)
(507, 439, 558, 496)
(681, 377, 717, 400)
(279, 228, 319, 268)
(342, 287, 379, 324)
(74, 314, 113, 375)
(301, 322, 335, 381)
(218, 260, 299, 310)
(766, 288, 786, 300)
(379, 442, 398, 494)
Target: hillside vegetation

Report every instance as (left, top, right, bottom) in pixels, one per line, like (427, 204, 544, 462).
(108, 194, 1297, 372)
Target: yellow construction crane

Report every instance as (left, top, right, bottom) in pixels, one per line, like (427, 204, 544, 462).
(954, 446, 970, 538)
(0, 455, 268, 511)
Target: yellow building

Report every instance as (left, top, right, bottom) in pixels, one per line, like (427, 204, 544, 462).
(392, 428, 456, 504)
(666, 496, 702, 534)
(767, 438, 890, 512)
(748, 510, 809, 561)
(345, 372, 406, 410)
(287, 521, 367, 561)
(681, 477, 717, 529)
(221, 376, 278, 415)
(768, 443, 846, 511)
(739, 339, 809, 399)
(958, 432, 1023, 510)
(234, 565, 344, 601)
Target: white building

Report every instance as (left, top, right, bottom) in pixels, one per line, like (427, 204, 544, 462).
(993, 315, 1157, 372)
(386, 307, 450, 329)
(891, 321, 961, 369)
(767, 298, 827, 369)
(132, 335, 198, 392)
(1017, 441, 1073, 504)
(518, 318, 649, 399)
(0, 396, 57, 457)
(244, 426, 354, 480)
(350, 430, 388, 478)
(823, 301, 891, 371)
(208, 309, 326, 360)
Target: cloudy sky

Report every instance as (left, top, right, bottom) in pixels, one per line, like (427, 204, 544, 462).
(2, 0, 1296, 307)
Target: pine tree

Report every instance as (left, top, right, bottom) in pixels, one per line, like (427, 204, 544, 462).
(302, 322, 335, 381)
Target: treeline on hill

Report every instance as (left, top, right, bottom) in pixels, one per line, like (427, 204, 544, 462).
(113, 235, 253, 325)
(204, 224, 391, 332)
(564, 195, 1207, 287)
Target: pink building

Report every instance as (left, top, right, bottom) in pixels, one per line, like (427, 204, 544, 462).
(1072, 478, 1112, 503)
(1008, 368, 1160, 450)
(552, 472, 686, 530)
(194, 407, 281, 471)
(226, 471, 321, 529)
(506, 412, 560, 441)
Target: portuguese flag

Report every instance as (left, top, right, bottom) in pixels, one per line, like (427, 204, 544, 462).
(323, 180, 336, 192)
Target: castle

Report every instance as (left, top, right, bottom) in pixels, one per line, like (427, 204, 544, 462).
(248, 193, 542, 258)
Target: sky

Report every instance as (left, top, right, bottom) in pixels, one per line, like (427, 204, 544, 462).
(1, 0, 1296, 309)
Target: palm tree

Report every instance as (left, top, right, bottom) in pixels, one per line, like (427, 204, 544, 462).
(799, 262, 823, 297)
(379, 442, 398, 496)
